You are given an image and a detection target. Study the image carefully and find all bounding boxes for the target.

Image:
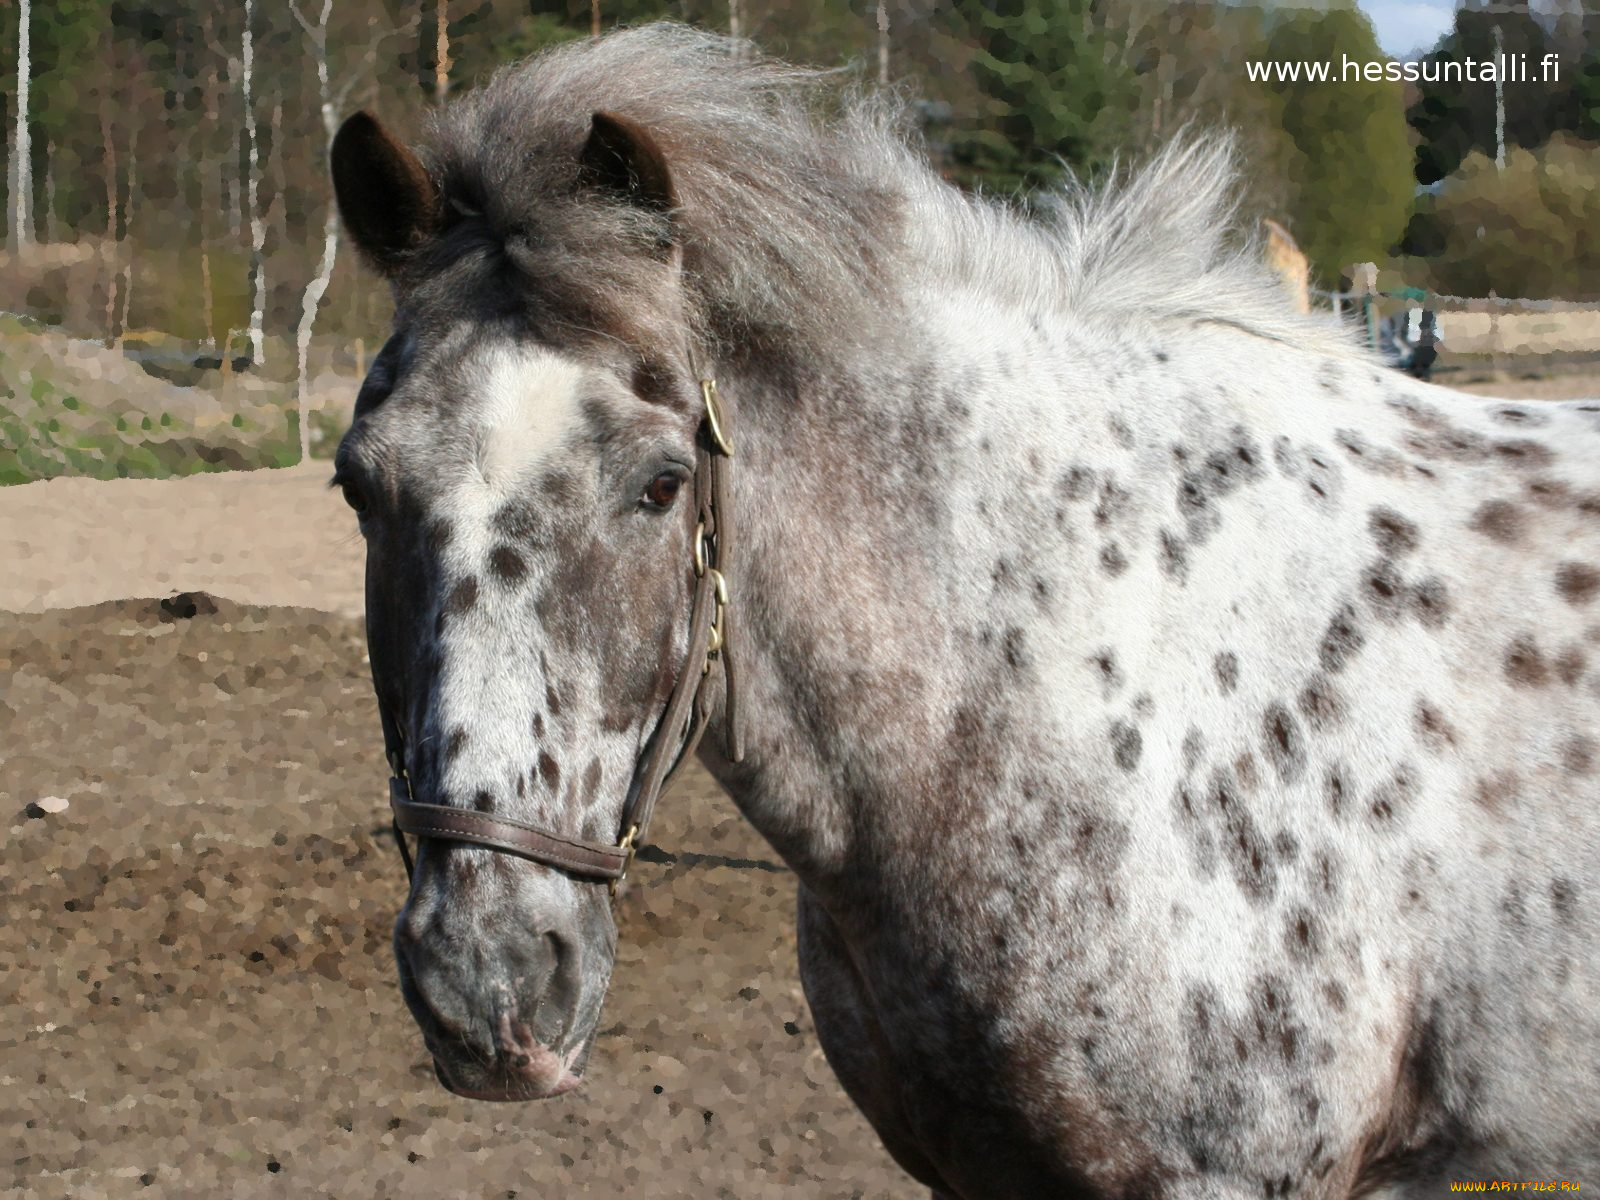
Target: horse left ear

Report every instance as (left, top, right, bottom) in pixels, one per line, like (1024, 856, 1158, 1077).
(579, 111, 678, 217)
(332, 111, 442, 276)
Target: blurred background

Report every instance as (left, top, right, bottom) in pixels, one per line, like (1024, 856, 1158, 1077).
(0, 0, 1597, 483)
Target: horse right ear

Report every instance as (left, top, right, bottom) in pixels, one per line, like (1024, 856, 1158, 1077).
(332, 111, 442, 276)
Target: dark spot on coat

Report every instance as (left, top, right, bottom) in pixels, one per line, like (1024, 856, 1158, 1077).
(1285, 908, 1321, 961)
(1262, 703, 1305, 781)
(1058, 466, 1095, 502)
(1502, 882, 1527, 927)
(1368, 507, 1420, 556)
(1334, 429, 1405, 476)
(1090, 649, 1122, 693)
(1213, 652, 1239, 695)
(1108, 416, 1135, 449)
(1181, 727, 1205, 773)
(1491, 405, 1548, 427)
(1472, 771, 1519, 818)
(1159, 529, 1189, 581)
(1556, 562, 1600, 606)
(444, 576, 479, 617)
(1367, 764, 1418, 826)
(538, 751, 561, 792)
(531, 712, 545, 739)
(1414, 702, 1458, 753)
(1099, 543, 1128, 576)
(1551, 879, 1578, 925)
(1562, 735, 1596, 775)
(545, 685, 562, 716)
(583, 758, 603, 795)
(1492, 439, 1555, 470)
(473, 790, 494, 814)
(489, 545, 528, 585)
(492, 501, 544, 542)
(1470, 500, 1524, 544)
(1409, 577, 1452, 629)
(445, 727, 469, 763)
(1209, 767, 1277, 903)
(1325, 763, 1353, 820)
(1094, 479, 1130, 527)
(1319, 604, 1365, 673)
(1555, 644, 1586, 686)
(1002, 626, 1030, 670)
(426, 519, 454, 556)
(1110, 721, 1142, 771)
(1297, 675, 1345, 732)
(1504, 634, 1550, 688)
(1525, 476, 1571, 509)
(1363, 559, 1407, 621)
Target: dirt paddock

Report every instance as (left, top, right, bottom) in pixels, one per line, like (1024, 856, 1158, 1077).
(0, 596, 914, 1199)
(3, 370, 1594, 1198)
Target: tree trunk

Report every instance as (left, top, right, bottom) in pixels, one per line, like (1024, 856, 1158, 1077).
(296, 0, 337, 464)
(12, 0, 32, 250)
(99, 63, 120, 347)
(117, 130, 136, 341)
(43, 138, 56, 243)
(243, 0, 267, 367)
(876, 1, 889, 86)
(435, 0, 450, 103)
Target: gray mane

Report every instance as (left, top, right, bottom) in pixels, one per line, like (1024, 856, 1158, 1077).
(423, 23, 1356, 362)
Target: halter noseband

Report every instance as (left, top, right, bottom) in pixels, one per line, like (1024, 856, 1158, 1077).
(381, 376, 744, 896)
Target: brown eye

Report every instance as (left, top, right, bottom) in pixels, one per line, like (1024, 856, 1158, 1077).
(642, 471, 684, 510)
(341, 482, 368, 514)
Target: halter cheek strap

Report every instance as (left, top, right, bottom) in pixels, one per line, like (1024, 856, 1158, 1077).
(381, 376, 743, 895)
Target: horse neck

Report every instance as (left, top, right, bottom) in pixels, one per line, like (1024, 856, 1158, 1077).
(705, 294, 1144, 891)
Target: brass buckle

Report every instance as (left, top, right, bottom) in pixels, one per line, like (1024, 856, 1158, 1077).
(701, 379, 734, 457)
(610, 824, 640, 897)
(703, 568, 728, 668)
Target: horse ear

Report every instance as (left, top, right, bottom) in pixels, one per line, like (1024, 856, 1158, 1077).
(578, 111, 677, 216)
(332, 111, 441, 276)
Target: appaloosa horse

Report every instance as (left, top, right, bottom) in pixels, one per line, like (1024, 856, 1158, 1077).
(327, 25, 1600, 1197)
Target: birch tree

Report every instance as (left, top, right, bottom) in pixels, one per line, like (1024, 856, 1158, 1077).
(291, 0, 417, 461)
(11, 0, 32, 250)
(242, 0, 267, 367)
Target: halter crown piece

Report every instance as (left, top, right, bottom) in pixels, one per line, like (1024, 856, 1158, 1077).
(382, 373, 744, 897)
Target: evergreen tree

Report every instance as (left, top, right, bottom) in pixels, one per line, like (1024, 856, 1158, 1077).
(941, 0, 1138, 196)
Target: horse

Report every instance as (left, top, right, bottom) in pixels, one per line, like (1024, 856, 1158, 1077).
(326, 25, 1600, 1197)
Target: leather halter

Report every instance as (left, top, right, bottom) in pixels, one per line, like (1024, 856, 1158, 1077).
(380, 377, 744, 895)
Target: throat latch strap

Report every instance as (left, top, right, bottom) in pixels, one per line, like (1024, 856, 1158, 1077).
(379, 376, 743, 894)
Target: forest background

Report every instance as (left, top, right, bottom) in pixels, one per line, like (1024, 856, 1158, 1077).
(0, 0, 1596, 476)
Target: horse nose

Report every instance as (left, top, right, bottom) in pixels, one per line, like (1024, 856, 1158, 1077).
(394, 908, 583, 1081)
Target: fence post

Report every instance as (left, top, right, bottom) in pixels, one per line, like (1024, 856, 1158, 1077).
(1349, 262, 1379, 351)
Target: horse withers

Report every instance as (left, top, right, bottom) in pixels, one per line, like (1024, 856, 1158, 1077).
(327, 26, 1600, 1197)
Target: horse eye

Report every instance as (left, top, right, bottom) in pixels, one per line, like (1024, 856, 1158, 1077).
(341, 482, 368, 514)
(642, 472, 684, 510)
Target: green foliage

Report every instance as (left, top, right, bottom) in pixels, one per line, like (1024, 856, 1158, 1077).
(1258, 5, 1413, 282)
(1408, 135, 1600, 301)
(1409, 5, 1558, 186)
(941, 0, 1138, 196)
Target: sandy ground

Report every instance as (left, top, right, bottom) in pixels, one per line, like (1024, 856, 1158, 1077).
(0, 462, 367, 618)
(3, 369, 1595, 1199)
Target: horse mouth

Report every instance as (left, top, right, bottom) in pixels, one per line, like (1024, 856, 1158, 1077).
(428, 1009, 587, 1102)
(431, 1055, 584, 1102)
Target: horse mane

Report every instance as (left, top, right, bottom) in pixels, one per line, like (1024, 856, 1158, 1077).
(424, 23, 1356, 363)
